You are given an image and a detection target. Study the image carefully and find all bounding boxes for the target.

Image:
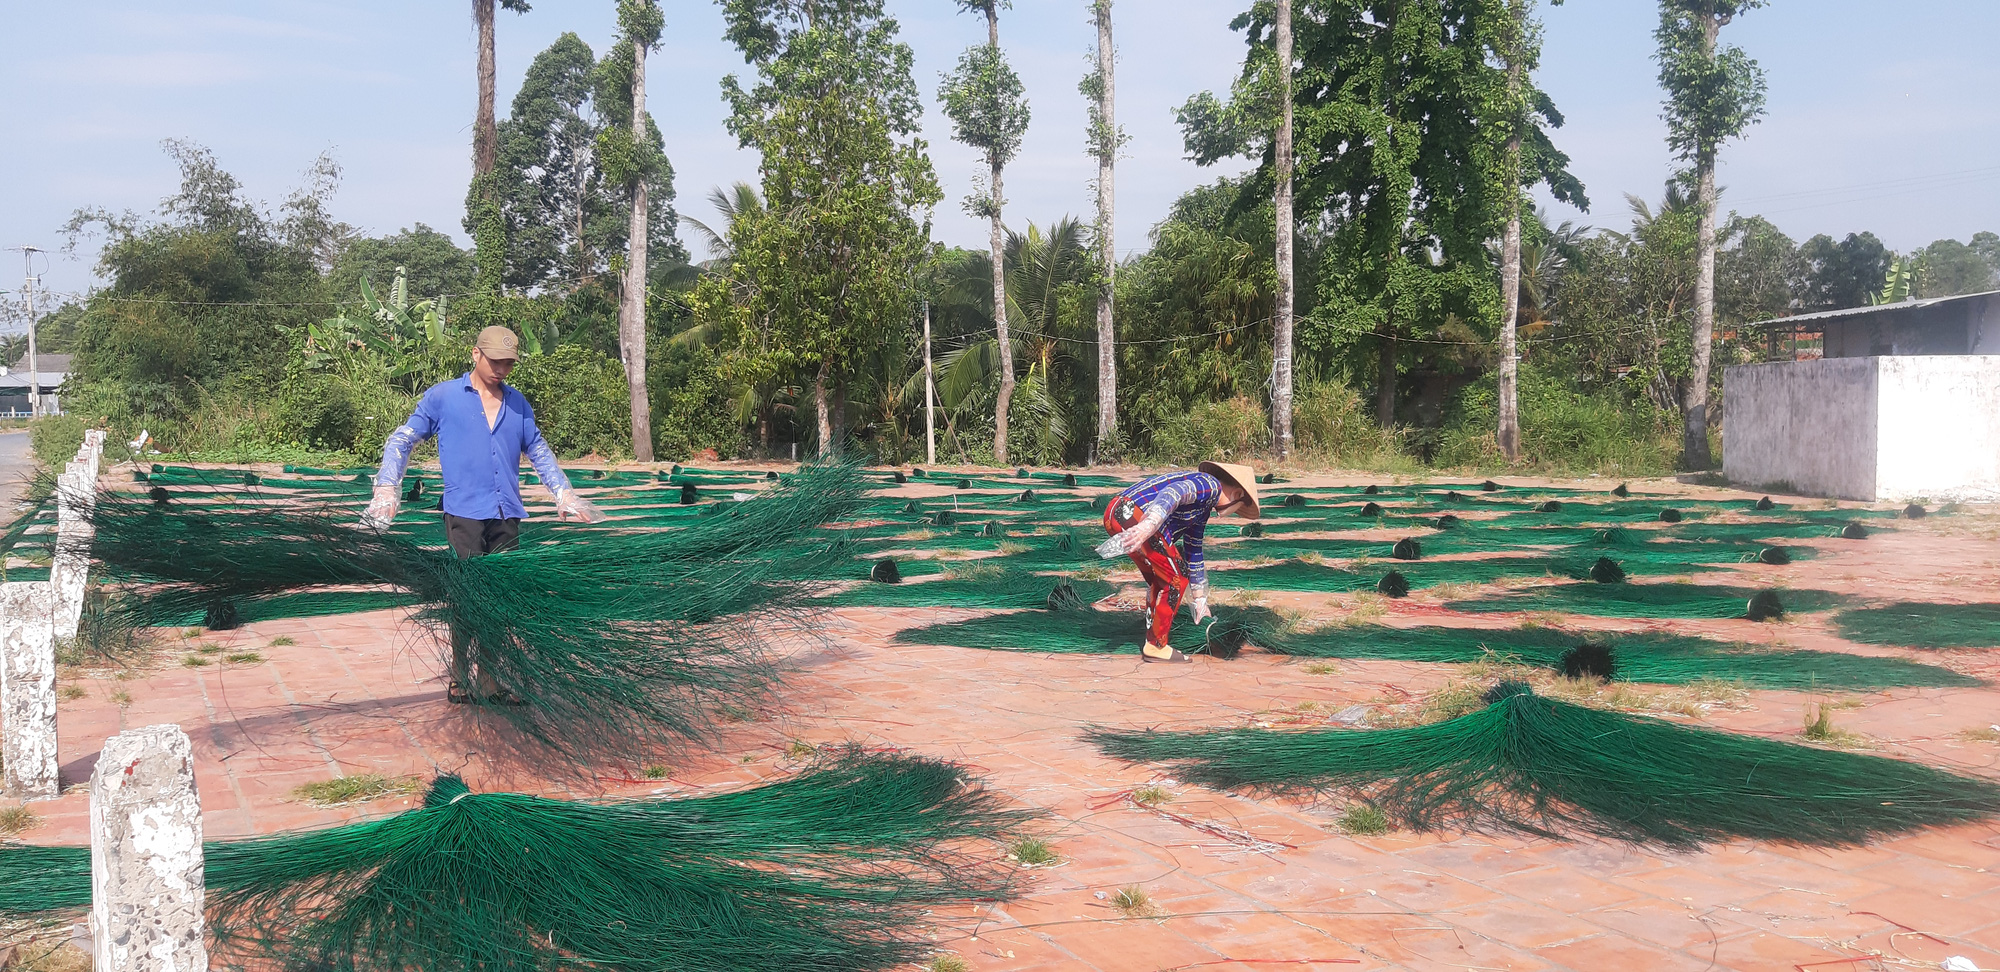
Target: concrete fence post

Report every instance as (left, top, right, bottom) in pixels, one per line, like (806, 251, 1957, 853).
(91, 724, 207, 972)
(52, 459, 98, 638)
(0, 580, 58, 799)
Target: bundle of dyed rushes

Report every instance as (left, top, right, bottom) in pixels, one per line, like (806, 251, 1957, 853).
(0, 751, 1028, 972)
(895, 610, 1971, 689)
(1087, 683, 2000, 848)
(1446, 582, 1844, 620)
(817, 565, 1113, 610)
(894, 605, 1287, 655)
(1834, 603, 2000, 649)
(1248, 620, 1972, 690)
(65, 465, 873, 761)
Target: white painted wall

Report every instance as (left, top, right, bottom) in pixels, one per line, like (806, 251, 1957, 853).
(1723, 355, 2000, 501)
(1876, 356, 2000, 500)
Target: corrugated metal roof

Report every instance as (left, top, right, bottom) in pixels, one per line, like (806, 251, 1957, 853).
(1749, 288, 2000, 329)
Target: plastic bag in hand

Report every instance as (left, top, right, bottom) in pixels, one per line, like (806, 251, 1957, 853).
(554, 489, 608, 524)
(359, 484, 401, 533)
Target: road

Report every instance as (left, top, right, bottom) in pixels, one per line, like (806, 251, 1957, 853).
(0, 428, 36, 512)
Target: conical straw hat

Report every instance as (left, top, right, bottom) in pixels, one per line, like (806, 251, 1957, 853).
(1198, 461, 1261, 519)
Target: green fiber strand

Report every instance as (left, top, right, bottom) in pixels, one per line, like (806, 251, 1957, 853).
(1087, 686, 2000, 848)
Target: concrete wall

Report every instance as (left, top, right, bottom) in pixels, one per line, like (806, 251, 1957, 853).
(1875, 355, 2000, 500)
(1723, 358, 1880, 500)
(1724, 355, 2000, 501)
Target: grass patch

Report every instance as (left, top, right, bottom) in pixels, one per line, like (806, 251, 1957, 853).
(180, 655, 210, 667)
(195, 642, 224, 655)
(1009, 836, 1058, 866)
(643, 765, 671, 780)
(1335, 803, 1390, 836)
(1130, 784, 1174, 807)
(57, 684, 85, 701)
(927, 955, 969, 972)
(785, 739, 816, 759)
(1801, 703, 1867, 748)
(1112, 884, 1160, 918)
(0, 804, 40, 836)
(292, 773, 424, 807)
(224, 652, 264, 665)
(109, 689, 131, 706)
(1420, 681, 1489, 723)
(1959, 726, 2000, 743)
(1301, 661, 1340, 675)
(269, 636, 297, 647)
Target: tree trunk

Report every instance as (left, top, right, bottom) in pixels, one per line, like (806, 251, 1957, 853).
(1497, 35, 1524, 463)
(987, 5, 1013, 466)
(1092, 0, 1118, 460)
(473, 0, 497, 177)
(1684, 152, 1718, 469)
(1271, 0, 1295, 459)
(924, 300, 937, 466)
(1376, 324, 1397, 427)
(620, 39, 656, 463)
(1682, 13, 1720, 471)
(814, 362, 833, 460)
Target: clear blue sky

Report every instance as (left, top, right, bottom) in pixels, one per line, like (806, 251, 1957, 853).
(3, 1, 1997, 304)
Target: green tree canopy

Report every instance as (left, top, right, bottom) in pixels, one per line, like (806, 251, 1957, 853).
(717, 0, 941, 456)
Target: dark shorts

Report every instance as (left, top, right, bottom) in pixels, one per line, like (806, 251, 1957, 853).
(444, 513, 520, 560)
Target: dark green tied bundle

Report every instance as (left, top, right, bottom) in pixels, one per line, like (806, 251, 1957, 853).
(0, 752, 1030, 972)
(74, 464, 873, 765)
(1087, 682, 2000, 849)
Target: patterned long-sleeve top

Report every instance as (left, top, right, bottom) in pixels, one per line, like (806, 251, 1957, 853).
(1118, 470, 1224, 586)
(376, 373, 570, 520)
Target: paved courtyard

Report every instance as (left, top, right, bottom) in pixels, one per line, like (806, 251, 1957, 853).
(14, 469, 2000, 971)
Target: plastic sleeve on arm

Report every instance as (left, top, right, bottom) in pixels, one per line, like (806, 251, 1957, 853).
(525, 436, 570, 496)
(375, 425, 423, 487)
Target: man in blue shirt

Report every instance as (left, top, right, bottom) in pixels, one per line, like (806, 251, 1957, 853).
(360, 325, 602, 702)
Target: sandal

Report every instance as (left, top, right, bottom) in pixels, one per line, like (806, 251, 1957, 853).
(1140, 644, 1192, 664)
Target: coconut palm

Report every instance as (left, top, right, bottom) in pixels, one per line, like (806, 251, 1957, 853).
(914, 218, 1093, 464)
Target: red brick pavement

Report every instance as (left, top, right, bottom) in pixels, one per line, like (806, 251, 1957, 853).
(14, 471, 2000, 971)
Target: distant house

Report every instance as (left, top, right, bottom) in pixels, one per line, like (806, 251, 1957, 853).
(0, 353, 71, 416)
(1724, 293, 2000, 501)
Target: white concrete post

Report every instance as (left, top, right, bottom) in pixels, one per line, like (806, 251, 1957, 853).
(91, 725, 207, 972)
(52, 468, 93, 638)
(81, 429, 106, 479)
(0, 580, 58, 799)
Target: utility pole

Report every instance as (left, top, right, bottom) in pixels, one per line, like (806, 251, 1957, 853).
(15, 247, 40, 418)
(923, 300, 937, 466)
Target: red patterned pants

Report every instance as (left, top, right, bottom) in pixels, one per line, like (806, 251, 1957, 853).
(1104, 497, 1188, 647)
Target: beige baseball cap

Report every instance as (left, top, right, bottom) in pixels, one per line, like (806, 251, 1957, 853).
(475, 326, 521, 361)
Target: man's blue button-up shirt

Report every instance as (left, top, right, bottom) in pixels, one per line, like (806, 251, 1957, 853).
(377, 374, 569, 520)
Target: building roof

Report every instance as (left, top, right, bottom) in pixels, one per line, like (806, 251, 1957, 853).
(1749, 289, 2000, 330)
(0, 373, 65, 391)
(4, 353, 70, 373)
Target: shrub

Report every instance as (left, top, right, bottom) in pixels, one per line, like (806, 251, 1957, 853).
(1433, 367, 1678, 475)
(1292, 381, 1400, 464)
(648, 342, 743, 460)
(1148, 395, 1268, 464)
(508, 343, 633, 459)
(29, 414, 86, 464)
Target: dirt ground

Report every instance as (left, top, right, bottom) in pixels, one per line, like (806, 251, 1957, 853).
(15, 468, 2000, 971)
